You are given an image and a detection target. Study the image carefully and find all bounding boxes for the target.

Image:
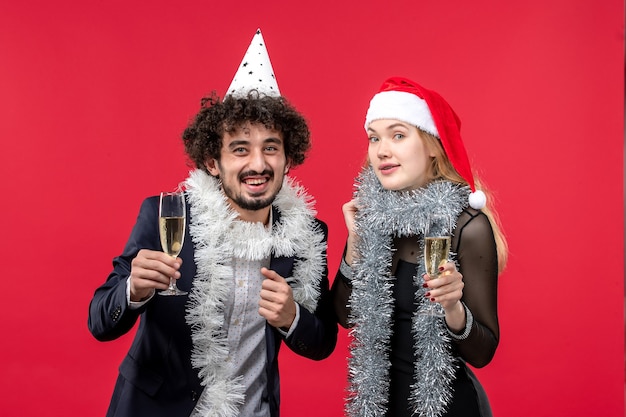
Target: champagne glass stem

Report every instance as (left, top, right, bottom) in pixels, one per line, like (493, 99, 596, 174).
(166, 278, 176, 294)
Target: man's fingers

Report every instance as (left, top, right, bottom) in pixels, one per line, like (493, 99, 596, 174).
(134, 251, 181, 277)
(260, 267, 285, 283)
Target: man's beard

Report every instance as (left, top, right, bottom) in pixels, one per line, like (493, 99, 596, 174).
(221, 169, 281, 211)
(229, 192, 275, 211)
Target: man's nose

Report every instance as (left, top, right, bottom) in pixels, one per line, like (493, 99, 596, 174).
(248, 148, 268, 172)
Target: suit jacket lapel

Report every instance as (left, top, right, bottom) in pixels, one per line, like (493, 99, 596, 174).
(268, 205, 294, 277)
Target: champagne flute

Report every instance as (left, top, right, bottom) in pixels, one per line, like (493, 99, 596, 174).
(421, 218, 451, 317)
(158, 190, 187, 296)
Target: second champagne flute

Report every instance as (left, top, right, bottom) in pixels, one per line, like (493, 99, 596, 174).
(158, 190, 187, 296)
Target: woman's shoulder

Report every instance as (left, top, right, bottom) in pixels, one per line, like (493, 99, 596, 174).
(457, 207, 489, 226)
(454, 208, 495, 249)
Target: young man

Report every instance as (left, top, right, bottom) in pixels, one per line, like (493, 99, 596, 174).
(88, 29, 337, 417)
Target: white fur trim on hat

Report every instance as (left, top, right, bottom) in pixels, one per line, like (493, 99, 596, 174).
(364, 90, 439, 137)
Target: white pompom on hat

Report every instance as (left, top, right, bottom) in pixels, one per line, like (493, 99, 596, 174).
(225, 28, 280, 98)
(365, 76, 486, 210)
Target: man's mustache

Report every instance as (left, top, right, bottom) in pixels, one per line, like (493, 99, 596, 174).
(239, 169, 274, 180)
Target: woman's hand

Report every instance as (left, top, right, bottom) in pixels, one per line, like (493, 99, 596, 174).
(423, 261, 466, 331)
(342, 200, 358, 265)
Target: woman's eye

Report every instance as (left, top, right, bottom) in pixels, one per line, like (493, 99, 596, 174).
(368, 136, 379, 143)
(393, 133, 405, 140)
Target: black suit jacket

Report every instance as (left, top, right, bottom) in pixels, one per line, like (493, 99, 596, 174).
(88, 196, 337, 417)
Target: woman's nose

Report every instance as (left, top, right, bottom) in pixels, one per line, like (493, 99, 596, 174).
(376, 138, 391, 158)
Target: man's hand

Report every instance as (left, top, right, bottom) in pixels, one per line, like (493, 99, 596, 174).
(129, 249, 182, 301)
(258, 267, 296, 329)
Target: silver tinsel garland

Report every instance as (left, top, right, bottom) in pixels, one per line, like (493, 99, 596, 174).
(347, 167, 469, 417)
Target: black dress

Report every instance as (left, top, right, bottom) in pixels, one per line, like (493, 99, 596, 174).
(389, 260, 485, 417)
(333, 208, 499, 417)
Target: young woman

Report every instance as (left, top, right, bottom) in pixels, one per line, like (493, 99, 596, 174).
(332, 77, 508, 417)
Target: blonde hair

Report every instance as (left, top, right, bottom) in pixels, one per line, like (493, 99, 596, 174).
(420, 129, 509, 273)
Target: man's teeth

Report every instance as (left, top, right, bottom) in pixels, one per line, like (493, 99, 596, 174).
(245, 178, 267, 185)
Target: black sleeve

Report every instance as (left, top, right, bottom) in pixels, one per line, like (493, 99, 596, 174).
(451, 208, 500, 368)
(331, 243, 353, 329)
(87, 197, 160, 341)
(284, 220, 338, 360)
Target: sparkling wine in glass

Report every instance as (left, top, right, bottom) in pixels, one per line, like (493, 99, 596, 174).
(424, 236, 451, 277)
(421, 221, 451, 317)
(158, 191, 187, 296)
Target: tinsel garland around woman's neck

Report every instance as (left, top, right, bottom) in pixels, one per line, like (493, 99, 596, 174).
(346, 166, 470, 417)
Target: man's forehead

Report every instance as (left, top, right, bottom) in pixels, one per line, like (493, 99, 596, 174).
(225, 122, 282, 140)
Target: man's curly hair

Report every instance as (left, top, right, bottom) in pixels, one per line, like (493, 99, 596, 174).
(182, 91, 311, 174)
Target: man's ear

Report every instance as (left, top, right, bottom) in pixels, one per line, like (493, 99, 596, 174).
(284, 160, 291, 175)
(204, 158, 220, 177)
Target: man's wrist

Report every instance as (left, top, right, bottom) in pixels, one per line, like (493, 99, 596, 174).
(126, 277, 155, 308)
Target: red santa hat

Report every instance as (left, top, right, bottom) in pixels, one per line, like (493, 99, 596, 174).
(364, 76, 486, 210)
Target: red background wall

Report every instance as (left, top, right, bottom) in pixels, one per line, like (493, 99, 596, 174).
(0, 1, 623, 416)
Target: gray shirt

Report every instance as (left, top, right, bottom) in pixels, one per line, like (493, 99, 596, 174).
(223, 255, 271, 417)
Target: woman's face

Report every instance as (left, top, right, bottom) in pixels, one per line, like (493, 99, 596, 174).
(367, 119, 435, 191)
